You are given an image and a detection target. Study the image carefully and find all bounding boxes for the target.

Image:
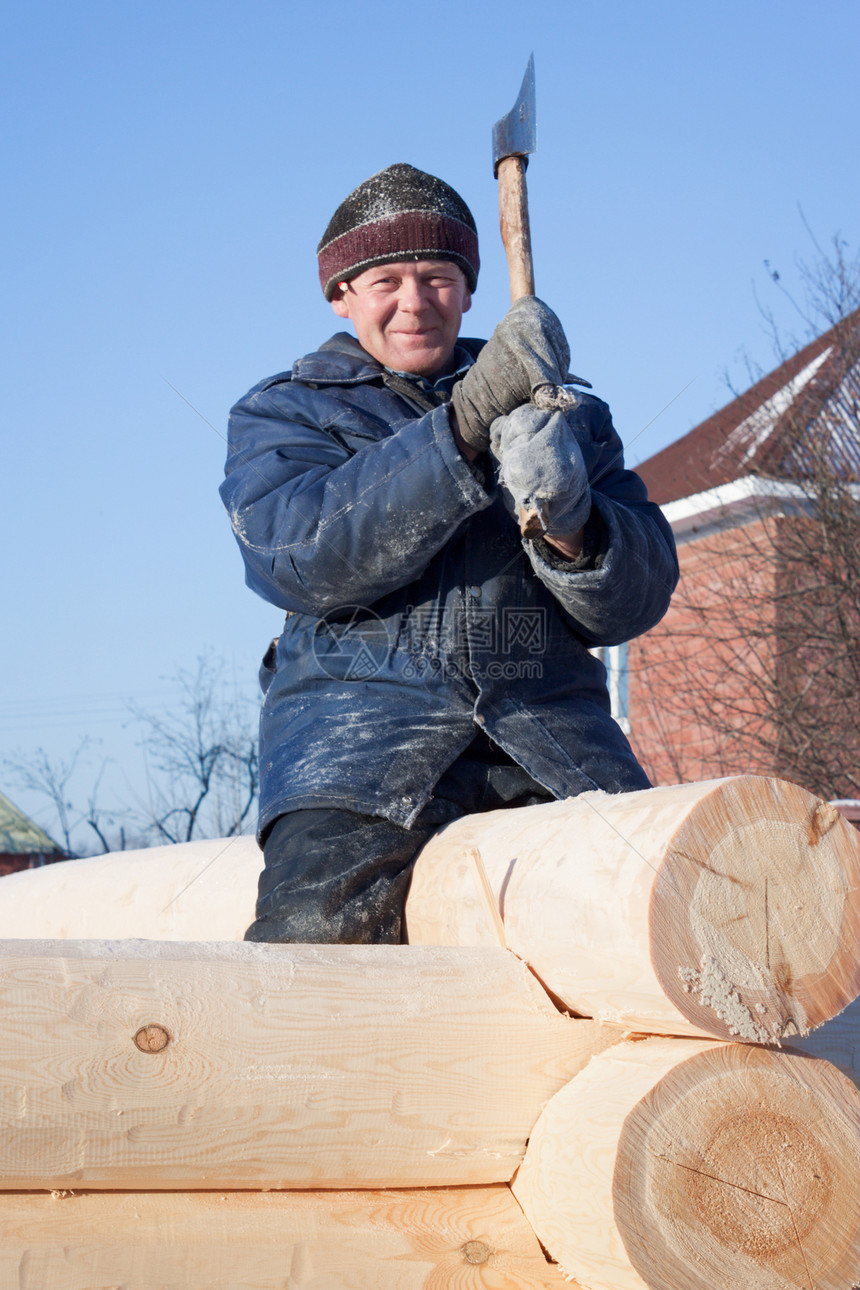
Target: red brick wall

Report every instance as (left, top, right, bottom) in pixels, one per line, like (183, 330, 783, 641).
(628, 518, 779, 786)
(628, 510, 860, 799)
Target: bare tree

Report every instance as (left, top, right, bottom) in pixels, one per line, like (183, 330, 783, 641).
(633, 239, 860, 800)
(3, 740, 90, 855)
(758, 223, 860, 344)
(4, 654, 259, 856)
(83, 762, 133, 854)
(129, 655, 259, 845)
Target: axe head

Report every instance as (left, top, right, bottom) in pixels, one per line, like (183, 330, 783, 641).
(492, 53, 536, 177)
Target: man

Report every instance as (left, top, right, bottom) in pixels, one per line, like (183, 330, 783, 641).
(221, 163, 678, 944)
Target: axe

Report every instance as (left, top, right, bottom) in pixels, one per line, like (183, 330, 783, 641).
(492, 56, 588, 536)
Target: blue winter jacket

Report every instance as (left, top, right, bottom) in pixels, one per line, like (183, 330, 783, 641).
(221, 332, 679, 837)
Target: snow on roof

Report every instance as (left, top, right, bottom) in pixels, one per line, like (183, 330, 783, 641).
(0, 791, 64, 856)
(637, 310, 860, 507)
(715, 348, 833, 470)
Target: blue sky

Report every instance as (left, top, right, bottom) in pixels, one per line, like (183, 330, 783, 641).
(2, 0, 858, 847)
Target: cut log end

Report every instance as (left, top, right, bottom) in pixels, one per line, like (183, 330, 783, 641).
(515, 1038, 860, 1290)
(616, 1044, 860, 1290)
(650, 777, 860, 1042)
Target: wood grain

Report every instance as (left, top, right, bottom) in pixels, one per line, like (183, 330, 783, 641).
(406, 777, 860, 1041)
(0, 1185, 571, 1289)
(496, 155, 534, 301)
(513, 1037, 860, 1290)
(0, 834, 262, 940)
(0, 939, 621, 1191)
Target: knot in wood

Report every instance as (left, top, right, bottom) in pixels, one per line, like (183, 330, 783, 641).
(134, 1024, 170, 1054)
(461, 1240, 491, 1265)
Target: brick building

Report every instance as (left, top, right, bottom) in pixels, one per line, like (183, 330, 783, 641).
(0, 790, 67, 876)
(621, 309, 860, 801)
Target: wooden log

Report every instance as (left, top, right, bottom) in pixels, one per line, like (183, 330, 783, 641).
(6, 777, 858, 1045)
(0, 1184, 571, 1289)
(406, 776, 860, 1041)
(0, 939, 621, 1191)
(0, 835, 262, 940)
(512, 1037, 860, 1290)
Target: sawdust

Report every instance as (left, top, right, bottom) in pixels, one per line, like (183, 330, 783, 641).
(678, 955, 772, 1043)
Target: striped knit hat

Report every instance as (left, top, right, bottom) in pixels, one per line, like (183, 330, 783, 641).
(317, 163, 480, 301)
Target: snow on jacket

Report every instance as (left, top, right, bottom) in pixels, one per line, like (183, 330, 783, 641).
(221, 331, 679, 837)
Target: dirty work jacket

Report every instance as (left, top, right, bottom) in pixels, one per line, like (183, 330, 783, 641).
(220, 332, 679, 838)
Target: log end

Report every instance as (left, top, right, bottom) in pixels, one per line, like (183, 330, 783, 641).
(649, 777, 860, 1042)
(615, 1044, 860, 1290)
(515, 1038, 860, 1290)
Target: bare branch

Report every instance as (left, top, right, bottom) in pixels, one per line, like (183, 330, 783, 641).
(635, 244, 860, 800)
(2, 740, 92, 855)
(127, 653, 259, 845)
(4, 654, 260, 856)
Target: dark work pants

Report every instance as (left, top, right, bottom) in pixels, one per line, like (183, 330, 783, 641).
(244, 732, 553, 945)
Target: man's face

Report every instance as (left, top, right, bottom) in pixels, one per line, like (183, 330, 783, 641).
(331, 260, 472, 378)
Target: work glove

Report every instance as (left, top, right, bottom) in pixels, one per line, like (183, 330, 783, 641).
(490, 405, 592, 537)
(451, 296, 570, 451)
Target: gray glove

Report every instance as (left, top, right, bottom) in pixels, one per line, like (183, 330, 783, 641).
(490, 405, 591, 536)
(451, 296, 570, 451)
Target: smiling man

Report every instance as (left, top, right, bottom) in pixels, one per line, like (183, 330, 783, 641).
(331, 261, 470, 379)
(221, 163, 678, 944)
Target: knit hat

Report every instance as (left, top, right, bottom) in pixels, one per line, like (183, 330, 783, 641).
(317, 163, 480, 300)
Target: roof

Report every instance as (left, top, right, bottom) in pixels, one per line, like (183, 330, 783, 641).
(0, 791, 64, 856)
(637, 310, 860, 506)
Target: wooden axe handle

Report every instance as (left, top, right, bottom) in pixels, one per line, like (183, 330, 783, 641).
(497, 155, 535, 302)
(497, 155, 544, 535)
